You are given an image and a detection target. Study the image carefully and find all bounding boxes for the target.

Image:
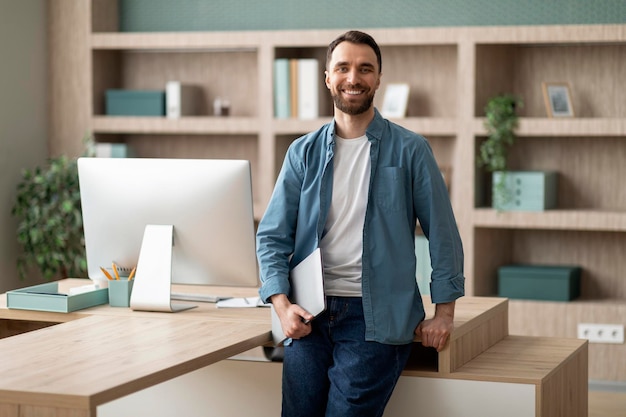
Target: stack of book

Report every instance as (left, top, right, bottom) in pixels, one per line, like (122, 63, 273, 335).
(274, 58, 319, 120)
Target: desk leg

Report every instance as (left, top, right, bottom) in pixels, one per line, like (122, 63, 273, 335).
(0, 404, 92, 417)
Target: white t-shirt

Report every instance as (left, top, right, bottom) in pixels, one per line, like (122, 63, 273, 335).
(320, 134, 371, 297)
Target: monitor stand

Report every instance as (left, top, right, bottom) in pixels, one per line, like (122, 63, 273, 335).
(130, 224, 196, 312)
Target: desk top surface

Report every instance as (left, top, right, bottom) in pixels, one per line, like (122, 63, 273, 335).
(0, 279, 514, 410)
(0, 314, 270, 410)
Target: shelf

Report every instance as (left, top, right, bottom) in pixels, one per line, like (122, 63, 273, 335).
(473, 118, 626, 137)
(510, 297, 626, 310)
(91, 32, 260, 51)
(273, 117, 458, 136)
(92, 116, 260, 135)
(473, 208, 626, 232)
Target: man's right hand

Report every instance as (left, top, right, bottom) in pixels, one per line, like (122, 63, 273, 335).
(271, 294, 314, 339)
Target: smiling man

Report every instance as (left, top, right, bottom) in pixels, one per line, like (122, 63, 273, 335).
(257, 30, 465, 417)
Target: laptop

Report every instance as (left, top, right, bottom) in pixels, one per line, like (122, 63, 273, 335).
(271, 248, 326, 345)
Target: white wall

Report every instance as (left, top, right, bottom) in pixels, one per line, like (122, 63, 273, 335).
(0, 0, 48, 292)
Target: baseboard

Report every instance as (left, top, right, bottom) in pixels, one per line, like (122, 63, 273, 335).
(589, 379, 626, 392)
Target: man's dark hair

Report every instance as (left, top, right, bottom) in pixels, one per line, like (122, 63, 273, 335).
(326, 30, 382, 73)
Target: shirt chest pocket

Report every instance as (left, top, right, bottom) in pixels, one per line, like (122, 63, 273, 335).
(374, 167, 406, 213)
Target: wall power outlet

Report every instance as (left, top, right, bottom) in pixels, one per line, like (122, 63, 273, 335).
(577, 323, 625, 344)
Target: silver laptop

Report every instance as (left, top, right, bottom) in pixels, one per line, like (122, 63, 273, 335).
(271, 248, 326, 345)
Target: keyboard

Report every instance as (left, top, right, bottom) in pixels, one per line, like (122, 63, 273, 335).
(170, 292, 231, 303)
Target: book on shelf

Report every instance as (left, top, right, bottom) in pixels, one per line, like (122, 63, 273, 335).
(273, 59, 291, 119)
(95, 143, 133, 158)
(289, 59, 299, 118)
(297, 58, 319, 120)
(274, 58, 319, 119)
(166, 81, 200, 119)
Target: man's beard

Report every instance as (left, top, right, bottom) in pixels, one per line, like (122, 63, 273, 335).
(331, 87, 375, 115)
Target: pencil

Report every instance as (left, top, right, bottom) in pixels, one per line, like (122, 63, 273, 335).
(128, 267, 136, 281)
(112, 262, 120, 280)
(100, 267, 114, 281)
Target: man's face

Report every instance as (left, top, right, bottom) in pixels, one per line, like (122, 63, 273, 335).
(325, 41, 381, 116)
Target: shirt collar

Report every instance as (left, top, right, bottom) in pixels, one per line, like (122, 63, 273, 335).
(327, 107, 385, 146)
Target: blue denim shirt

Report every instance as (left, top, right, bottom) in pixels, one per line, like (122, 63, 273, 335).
(257, 109, 464, 344)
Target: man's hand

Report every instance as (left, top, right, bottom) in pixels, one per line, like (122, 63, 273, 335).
(414, 301, 455, 352)
(271, 294, 315, 339)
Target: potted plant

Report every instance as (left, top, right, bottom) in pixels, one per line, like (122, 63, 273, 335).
(12, 139, 95, 280)
(477, 94, 523, 210)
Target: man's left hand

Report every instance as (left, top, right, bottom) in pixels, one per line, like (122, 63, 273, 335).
(414, 301, 455, 352)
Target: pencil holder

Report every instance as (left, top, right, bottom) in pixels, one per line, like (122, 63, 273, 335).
(108, 279, 134, 307)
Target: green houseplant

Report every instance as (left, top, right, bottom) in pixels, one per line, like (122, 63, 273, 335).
(477, 94, 523, 210)
(12, 142, 94, 280)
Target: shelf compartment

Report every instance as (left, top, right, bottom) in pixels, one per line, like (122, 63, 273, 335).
(374, 45, 458, 118)
(475, 43, 626, 119)
(92, 49, 258, 118)
(473, 227, 626, 301)
(475, 136, 626, 212)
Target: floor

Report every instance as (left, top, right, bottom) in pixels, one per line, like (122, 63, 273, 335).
(589, 390, 626, 417)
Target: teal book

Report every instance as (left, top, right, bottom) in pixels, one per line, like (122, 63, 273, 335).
(274, 58, 291, 119)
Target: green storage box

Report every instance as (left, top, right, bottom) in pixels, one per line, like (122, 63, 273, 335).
(105, 89, 165, 116)
(498, 265, 581, 301)
(493, 171, 558, 211)
(7, 282, 109, 313)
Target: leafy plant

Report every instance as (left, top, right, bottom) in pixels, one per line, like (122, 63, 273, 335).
(477, 94, 523, 209)
(12, 140, 94, 280)
(477, 94, 522, 172)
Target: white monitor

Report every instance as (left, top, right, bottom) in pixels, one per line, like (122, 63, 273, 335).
(78, 157, 259, 311)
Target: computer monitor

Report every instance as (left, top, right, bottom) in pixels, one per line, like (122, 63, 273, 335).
(78, 157, 259, 311)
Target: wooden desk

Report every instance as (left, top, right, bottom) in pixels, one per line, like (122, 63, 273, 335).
(0, 279, 587, 417)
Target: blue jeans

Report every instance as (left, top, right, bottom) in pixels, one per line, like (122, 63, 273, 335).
(282, 296, 412, 417)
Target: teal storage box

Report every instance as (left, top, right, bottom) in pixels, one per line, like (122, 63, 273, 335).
(498, 265, 581, 301)
(106, 89, 165, 116)
(493, 171, 558, 211)
(7, 282, 109, 313)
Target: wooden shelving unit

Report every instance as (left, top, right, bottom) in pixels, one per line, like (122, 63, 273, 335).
(48, 1, 625, 381)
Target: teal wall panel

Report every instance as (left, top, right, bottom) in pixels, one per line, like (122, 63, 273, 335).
(119, 0, 626, 32)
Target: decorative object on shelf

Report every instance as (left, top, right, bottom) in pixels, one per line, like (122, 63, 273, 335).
(105, 89, 165, 117)
(492, 171, 558, 211)
(498, 264, 581, 301)
(213, 97, 231, 116)
(381, 83, 410, 118)
(476, 94, 523, 210)
(542, 82, 574, 118)
(166, 81, 201, 118)
(12, 137, 95, 280)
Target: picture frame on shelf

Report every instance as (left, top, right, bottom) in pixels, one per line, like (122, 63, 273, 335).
(542, 82, 574, 118)
(381, 83, 410, 118)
